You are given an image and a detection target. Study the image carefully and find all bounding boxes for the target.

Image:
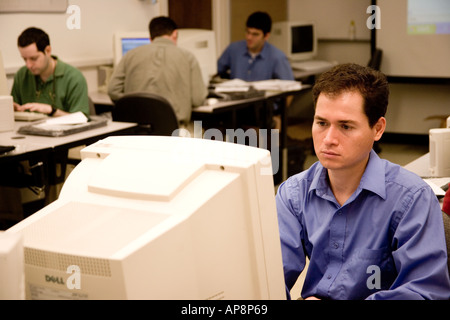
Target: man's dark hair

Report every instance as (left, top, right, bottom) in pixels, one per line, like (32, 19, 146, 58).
(312, 63, 389, 127)
(246, 11, 272, 35)
(17, 27, 50, 52)
(149, 16, 178, 40)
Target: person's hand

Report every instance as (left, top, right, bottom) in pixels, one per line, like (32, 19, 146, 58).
(14, 102, 52, 114)
(305, 296, 321, 300)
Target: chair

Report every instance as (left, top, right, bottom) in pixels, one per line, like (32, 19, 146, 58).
(443, 212, 450, 276)
(368, 48, 383, 71)
(112, 92, 179, 136)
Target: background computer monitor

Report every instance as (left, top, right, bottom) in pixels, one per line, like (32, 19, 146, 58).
(113, 32, 151, 67)
(113, 29, 217, 86)
(6, 136, 285, 300)
(0, 51, 9, 95)
(177, 28, 217, 86)
(270, 21, 317, 61)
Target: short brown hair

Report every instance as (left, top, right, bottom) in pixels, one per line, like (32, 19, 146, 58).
(18, 27, 50, 53)
(312, 63, 389, 127)
(149, 16, 178, 40)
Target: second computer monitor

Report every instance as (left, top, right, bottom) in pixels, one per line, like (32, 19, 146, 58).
(270, 21, 317, 61)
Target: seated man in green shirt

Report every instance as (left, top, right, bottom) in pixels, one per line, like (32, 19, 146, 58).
(11, 27, 89, 117)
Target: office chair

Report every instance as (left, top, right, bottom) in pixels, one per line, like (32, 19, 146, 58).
(368, 48, 383, 153)
(443, 212, 450, 275)
(368, 48, 383, 71)
(112, 92, 179, 136)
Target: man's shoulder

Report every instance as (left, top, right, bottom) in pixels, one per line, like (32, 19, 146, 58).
(264, 42, 288, 58)
(284, 161, 322, 190)
(382, 158, 430, 193)
(56, 58, 84, 76)
(225, 40, 247, 51)
(14, 65, 30, 78)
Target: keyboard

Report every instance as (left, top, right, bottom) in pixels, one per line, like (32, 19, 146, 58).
(290, 60, 334, 71)
(14, 111, 48, 121)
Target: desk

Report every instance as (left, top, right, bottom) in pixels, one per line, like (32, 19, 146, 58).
(404, 152, 450, 206)
(90, 87, 313, 183)
(0, 119, 138, 206)
(192, 86, 312, 183)
(403, 153, 431, 177)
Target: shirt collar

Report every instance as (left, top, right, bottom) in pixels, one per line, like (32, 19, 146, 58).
(52, 56, 64, 78)
(153, 37, 175, 46)
(309, 149, 387, 201)
(243, 41, 268, 60)
(359, 149, 387, 199)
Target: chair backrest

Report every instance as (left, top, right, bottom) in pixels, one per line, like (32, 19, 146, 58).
(112, 92, 179, 136)
(368, 48, 383, 71)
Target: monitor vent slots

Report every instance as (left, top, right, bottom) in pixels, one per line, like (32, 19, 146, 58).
(24, 247, 112, 277)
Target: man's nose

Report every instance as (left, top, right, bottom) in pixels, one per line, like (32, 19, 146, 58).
(323, 126, 339, 145)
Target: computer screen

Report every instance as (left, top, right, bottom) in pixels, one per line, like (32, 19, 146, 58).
(113, 29, 217, 85)
(113, 32, 151, 66)
(270, 21, 317, 61)
(6, 136, 286, 300)
(121, 38, 151, 57)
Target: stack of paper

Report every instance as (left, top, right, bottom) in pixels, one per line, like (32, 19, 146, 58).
(214, 79, 302, 92)
(34, 111, 88, 129)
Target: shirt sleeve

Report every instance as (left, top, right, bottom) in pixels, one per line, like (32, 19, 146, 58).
(275, 180, 308, 299)
(64, 71, 90, 116)
(11, 69, 24, 105)
(273, 55, 295, 81)
(107, 59, 126, 102)
(366, 185, 450, 300)
(217, 45, 231, 78)
(189, 54, 208, 107)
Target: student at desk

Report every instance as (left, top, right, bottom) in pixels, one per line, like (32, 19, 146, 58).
(217, 11, 294, 82)
(11, 27, 89, 117)
(108, 16, 207, 125)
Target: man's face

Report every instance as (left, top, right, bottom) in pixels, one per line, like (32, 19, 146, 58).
(312, 90, 385, 173)
(245, 27, 268, 53)
(18, 43, 51, 76)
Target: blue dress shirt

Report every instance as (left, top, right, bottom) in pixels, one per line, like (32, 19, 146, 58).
(276, 150, 450, 300)
(217, 40, 294, 81)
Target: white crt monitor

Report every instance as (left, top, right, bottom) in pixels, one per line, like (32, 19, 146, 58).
(6, 136, 285, 300)
(0, 51, 9, 95)
(113, 29, 217, 86)
(270, 21, 317, 61)
(113, 32, 151, 67)
(177, 28, 217, 86)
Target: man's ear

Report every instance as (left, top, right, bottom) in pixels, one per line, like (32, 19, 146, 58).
(171, 29, 178, 44)
(373, 117, 386, 142)
(44, 45, 52, 56)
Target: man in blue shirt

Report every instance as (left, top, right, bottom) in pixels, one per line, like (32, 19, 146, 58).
(217, 11, 294, 81)
(276, 63, 450, 300)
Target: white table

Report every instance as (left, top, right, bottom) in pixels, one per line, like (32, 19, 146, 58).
(0, 119, 137, 205)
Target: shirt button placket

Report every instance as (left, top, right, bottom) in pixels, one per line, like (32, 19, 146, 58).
(326, 209, 347, 288)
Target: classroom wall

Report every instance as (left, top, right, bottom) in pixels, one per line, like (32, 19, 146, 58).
(2, 0, 447, 134)
(288, 0, 449, 135)
(0, 0, 163, 92)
